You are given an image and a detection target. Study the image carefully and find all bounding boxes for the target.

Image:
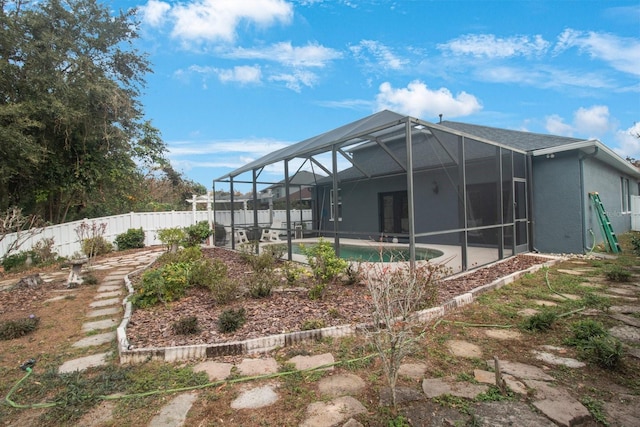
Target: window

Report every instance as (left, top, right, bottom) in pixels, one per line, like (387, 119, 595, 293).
(330, 188, 342, 221)
(621, 177, 630, 213)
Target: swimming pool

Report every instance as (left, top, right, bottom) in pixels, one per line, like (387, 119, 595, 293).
(290, 242, 443, 262)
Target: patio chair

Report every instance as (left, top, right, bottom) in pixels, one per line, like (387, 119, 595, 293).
(260, 221, 282, 242)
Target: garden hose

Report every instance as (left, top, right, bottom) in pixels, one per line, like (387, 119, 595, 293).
(4, 352, 379, 410)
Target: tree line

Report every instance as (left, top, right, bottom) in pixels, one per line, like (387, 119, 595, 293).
(0, 0, 204, 225)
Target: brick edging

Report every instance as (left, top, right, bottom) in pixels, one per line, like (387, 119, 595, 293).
(117, 254, 563, 364)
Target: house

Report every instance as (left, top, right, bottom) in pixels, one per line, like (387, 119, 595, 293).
(215, 110, 640, 270)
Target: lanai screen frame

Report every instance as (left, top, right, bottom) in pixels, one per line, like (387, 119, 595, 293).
(214, 111, 530, 270)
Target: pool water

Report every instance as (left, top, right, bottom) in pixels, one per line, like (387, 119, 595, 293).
(291, 243, 443, 262)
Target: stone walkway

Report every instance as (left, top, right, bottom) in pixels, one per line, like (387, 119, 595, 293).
(38, 254, 640, 426)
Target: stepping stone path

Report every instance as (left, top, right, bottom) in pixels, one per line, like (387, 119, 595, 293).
(47, 253, 640, 427)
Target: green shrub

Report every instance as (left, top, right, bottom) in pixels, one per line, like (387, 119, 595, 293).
(521, 310, 557, 332)
(240, 249, 277, 273)
(32, 237, 57, 264)
(218, 308, 246, 333)
(82, 274, 99, 285)
(157, 227, 186, 251)
(0, 315, 40, 340)
(184, 221, 212, 247)
(115, 228, 145, 250)
(566, 320, 608, 347)
(189, 258, 228, 288)
(81, 236, 113, 257)
(301, 318, 325, 330)
(208, 278, 240, 304)
(582, 335, 623, 369)
(262, 244, 286, 259)
(604, 266, 632, 282)
(131, 262, 191, 308)
(1, 251, 29, 272)
(248, 274, 275, 298)
(631, 233, 640, 256)
(300, 239, 348, 284)
(158, 246, 202, 266)
(308, 283, 326, 300)
(172, 316, 201, 335)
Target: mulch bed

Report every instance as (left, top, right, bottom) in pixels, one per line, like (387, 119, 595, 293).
(125, 248, 550, 349)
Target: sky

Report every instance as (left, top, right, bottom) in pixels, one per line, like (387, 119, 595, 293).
(118, 0, 640, 191)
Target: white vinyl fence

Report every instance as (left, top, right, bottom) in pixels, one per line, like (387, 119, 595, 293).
(632, 195, 640, 231)
(0, 209, 312, 259)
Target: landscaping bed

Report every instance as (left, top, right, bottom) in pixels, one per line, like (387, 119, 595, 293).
(125, 248, 550, 349)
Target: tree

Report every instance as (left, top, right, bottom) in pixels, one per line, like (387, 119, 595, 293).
(0, 0, 166, 223)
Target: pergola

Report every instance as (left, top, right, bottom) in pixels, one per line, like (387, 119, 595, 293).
(214, 110, 530, 271)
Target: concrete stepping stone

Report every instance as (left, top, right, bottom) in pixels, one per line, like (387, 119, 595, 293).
(318, 373, 365, 397)
(230, 384, 279, 409)
(97, 284, 121, 292)
(525, 379, 591, 427)
(609, 325, 640, 343)
(72, 331, 116, 348)
(489, 360, 554, 381)
(580, 282, 603, 289)
(379, 386, 425, 406)
(82, 318, 117, 332)
(503, 374, 528, 395)
(532, 350, 586, 368)
(148, 392, 198, 427)
(609, 313, 640, 328)
(88, 307, 120, 318)
(300, 396, 367, 427)
(473, 369, 495, 385)
(58, 352, 109, 373)
(517, 308, 540, 317)
(484, 329, 522, 340)
(605, 286, 638, 296)
(595, 292, 637, 301)
(236, 358, 279, 376)
(193, 361, 232, 381)
(94, 290, 121, 299)
(44, 295, 73, 303)
(288, 353, 334, 371)
(446, 340, 482, 358)
(398, 362, 427, 380)
(533, 300, 558, 307)
(549, 293, 581, 301)
(557, 269, 584, 276)
(610, 305, 640, 314)
(474, 401, 556, 427)
(422, 377, 488, 399)
(89, 297, 121, 308)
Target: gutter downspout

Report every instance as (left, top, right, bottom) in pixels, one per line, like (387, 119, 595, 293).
(579, 147, 599, 253)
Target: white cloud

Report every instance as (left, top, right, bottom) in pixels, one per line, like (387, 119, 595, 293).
(227, 42, 342, 67)
(554, 29, 640, 76)
(573, 105, 611, 137)
(545, 105, 615, 138)
(614, 122, 640, 159)
(269, 70, 318, 92)
(545, 114, 574, 136)
(375, 80, 482, 119)
(350, 40, 408, 70)
(168, 138, 290, 157)
(140, 0, 171, 27)
(168, 0, 293, 42)
(217, 65, 262, 84)
(439, 34, 549, 58)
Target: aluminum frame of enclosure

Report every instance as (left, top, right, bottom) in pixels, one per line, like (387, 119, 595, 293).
(214, 110, 530, 271)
